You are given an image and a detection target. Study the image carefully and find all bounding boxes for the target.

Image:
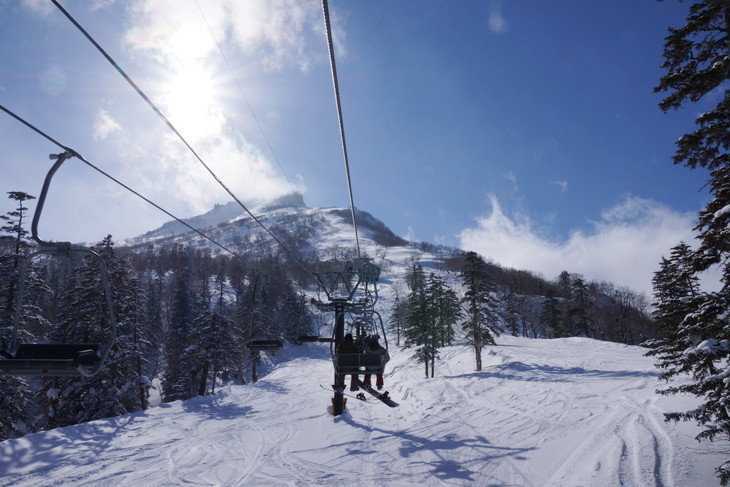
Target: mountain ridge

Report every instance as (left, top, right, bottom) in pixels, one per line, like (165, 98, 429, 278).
(124, 191, 407, 252)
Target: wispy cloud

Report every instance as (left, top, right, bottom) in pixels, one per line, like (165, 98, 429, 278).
(124, 0, 323, 71)
(93, 109, 123, 140)
(458, 194, 698, 296)
(552, 180, 568, 193)
(94, 0, 319, 216)
(488, 0, 508, 34)
(505, 171, 518, 191)
(21, 0, 53, 16)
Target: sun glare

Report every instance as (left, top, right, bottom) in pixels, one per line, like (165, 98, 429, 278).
(163, 62, 224, 141)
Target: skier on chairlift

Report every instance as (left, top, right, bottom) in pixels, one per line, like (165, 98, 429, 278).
(362, 334, 389, 390)
(336, 333, 360, 391)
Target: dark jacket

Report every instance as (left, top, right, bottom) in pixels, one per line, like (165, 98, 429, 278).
(337, 337, 359, 354)
(366, 339, 390, 363)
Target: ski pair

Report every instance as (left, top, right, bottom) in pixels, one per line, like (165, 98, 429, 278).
(353, 378, 398, 407)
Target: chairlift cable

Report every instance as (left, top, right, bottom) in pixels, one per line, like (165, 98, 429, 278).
(321, 0, 361, 258)
(49, 0, 317, 280)
(0, 103, 237, 256)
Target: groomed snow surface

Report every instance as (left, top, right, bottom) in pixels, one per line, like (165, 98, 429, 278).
(1, 336, 725, 486)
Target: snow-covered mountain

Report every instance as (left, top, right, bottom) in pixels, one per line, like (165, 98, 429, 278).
(0, 335, 720, 486)
(118, 192, 655, 346)
(124, 192, 407, 254)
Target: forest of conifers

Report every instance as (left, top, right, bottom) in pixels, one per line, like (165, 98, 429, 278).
(0, 192, 656, 441)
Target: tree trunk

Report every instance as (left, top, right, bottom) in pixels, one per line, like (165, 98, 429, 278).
(198, 363, 209, 396)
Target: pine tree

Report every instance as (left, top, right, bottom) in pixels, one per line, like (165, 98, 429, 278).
(38, 240, 126, 429)
(163, 266, 197, 401)
(557, 270, 572, 298)
(460, 251, 502, 371)
(646, 242, 700, 377)
(540, 291, 562, 338)
(403, 282, 433, 378)
(655, 3, 730, 483)
(428, 273, 460, 348)
(403, 272, 460, 378)
(502, 288, 522, 337)
(405, 259, 426, 292)
(0, 192, 37, 339)
(388, 282, 408, 346)
(0, 192, 36, 439)
(279, 281, 313, 341)
(0, 192, 36, 269)
(568, 277, 594, 338)
(190, 264, 238, 395)
(95, 236, 151, 413)
(142, 270, 164, 384)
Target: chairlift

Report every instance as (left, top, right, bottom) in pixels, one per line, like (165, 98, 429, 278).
(332, 309, 389, 376)
(0, 151, 117, 377)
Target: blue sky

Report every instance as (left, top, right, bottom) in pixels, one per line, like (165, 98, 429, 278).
(0, 0, 711, 296)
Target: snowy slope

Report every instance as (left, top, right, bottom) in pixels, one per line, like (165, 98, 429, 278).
(0, 336, 723, 487)
(122, 192, 406, 255)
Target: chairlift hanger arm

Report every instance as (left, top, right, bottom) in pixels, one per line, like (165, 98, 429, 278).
(32, 151, 79, 249)
(1, 151, 118, 377)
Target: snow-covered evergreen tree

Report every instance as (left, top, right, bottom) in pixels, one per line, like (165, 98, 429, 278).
(387, 282, 408, 347)
(568, 277, 594, 338)
(163, 266, 197, 401)
(403, 272, 460, 378)
(460, 251, 502, 371)
(95, 236, 151, 413)
(0, 191, 36, 439)
(645, 242, 700, 376)
(37, 239, 125, 429)
(540, 291, 562, 338)
(654, 2, 730, 483)
(428, 273, 460, 349)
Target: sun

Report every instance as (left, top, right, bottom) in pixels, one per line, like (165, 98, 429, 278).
(162, 61, 224, 142)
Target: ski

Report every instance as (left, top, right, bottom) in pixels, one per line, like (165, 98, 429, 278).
(354, 379, 399, 407)
(320, 385, 370, 402)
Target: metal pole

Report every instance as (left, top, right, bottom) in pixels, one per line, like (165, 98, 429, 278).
(332, 300, 346, 415)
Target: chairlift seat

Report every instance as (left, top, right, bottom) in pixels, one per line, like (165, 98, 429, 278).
(0, 343, 101, 377)
(247, 340, 283, 352)
(334, 352, 386, 374)
(297, 335, 334, 343)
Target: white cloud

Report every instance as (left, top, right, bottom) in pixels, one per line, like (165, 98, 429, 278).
(89, 0, 118, 10)
(458, 194, 698, 296)
(108, 0, 316, 216)
(21, 0, 53, 16)
(553, 180, 568, 193)
(124, 0, 323, 71)
(93, 109, 123, 140)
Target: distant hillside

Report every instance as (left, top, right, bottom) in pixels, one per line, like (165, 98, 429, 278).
(119, 192, 655, 345)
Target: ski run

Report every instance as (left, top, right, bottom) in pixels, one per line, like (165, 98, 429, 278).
(0, 335, 725, 486)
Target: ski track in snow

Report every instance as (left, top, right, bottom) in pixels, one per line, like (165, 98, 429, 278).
(0, 335, 725, 486)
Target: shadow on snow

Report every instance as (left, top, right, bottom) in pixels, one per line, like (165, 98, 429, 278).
(338, 414, 534, 485)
